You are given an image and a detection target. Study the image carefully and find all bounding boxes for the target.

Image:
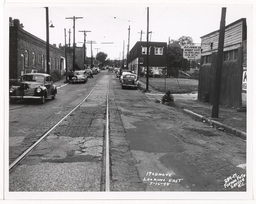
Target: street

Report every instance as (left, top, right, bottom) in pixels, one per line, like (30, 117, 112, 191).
(9, 70, 246, 192)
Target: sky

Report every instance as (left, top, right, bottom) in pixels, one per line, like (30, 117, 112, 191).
(6, 2, 253, 60)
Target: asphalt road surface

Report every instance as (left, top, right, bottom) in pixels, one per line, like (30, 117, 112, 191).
(9, 70, 246, 193)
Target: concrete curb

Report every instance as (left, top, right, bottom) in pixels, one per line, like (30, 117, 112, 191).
(183, 109, 246, 140)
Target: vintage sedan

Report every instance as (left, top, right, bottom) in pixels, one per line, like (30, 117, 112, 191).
(9, 73, 57, 104)
(69, 70, 88, 84)
(121, 73, 139, 89)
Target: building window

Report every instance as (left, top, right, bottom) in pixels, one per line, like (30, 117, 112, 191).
(38, 54, 42, 64)
(224, 49, 238, 61)
(32, 52, 36, 67)
(142, 46, 151, 55)
(20, 54, 25, 75)
(24, 50, 29, 67)
(41, 55, 44, 69)
(154, 47, 163, 55)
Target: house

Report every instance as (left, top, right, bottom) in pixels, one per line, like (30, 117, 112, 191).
(128, 41, 167, 76)
(198, 18, 247, 108)
(9, 18, 73, 80)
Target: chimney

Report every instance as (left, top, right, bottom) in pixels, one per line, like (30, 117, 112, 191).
(9, 17, 13, 26)
(13, 19, 20, 27)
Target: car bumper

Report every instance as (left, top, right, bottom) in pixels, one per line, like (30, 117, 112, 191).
(121, 83, 139, 88)
(70, 78, 86, 82)
(10, 96, 43, 99)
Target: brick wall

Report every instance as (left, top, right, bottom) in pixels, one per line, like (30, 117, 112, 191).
(9, 19, 73, 79)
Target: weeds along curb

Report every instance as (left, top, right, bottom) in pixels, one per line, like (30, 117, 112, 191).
(183, 109, 246, 140)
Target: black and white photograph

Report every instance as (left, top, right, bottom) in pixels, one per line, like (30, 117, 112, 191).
(1, 0, 255, 202)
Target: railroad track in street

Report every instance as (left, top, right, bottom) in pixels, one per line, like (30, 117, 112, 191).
(9, 75, 111, 191)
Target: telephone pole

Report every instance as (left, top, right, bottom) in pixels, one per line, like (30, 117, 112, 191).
(65, 16, 83, 71)
(64, 28, 68, 82)
(79, 30, 91, 68)
(138, 30, 145, 41)
(68, 29, 71, 50)
(211, 7, 226, 118)
(126, 25, 130, 69)
(45, 7, 50, 74)
(146, 7, 149, 91)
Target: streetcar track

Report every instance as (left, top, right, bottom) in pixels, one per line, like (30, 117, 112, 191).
(9, 76, 108, 176)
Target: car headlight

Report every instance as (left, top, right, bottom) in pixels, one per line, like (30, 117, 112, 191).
(10, 87, 15, 93)
(36, 87, 42, 93)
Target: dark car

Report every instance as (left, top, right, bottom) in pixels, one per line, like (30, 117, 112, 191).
(121, 73, 139, 89)
(9, 73, 57, 104)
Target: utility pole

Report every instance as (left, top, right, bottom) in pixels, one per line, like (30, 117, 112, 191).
(95, 48, 100, 66)
(126, 25, 130, 70)
(79, 30, 91, 68)
(121, 40, 125, 74)
(91, 41, 93, 68)
(64, 28, 68, 82)
(138, 30, 145, 41)
(211, 7, 226, 118)
(68, 29, 71, 50)
(65, 16, 83, 71)
(146, 7, 149, 91)
(45, 7, 50, 74)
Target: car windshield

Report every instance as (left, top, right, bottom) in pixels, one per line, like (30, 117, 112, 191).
(124, 75, 136, 79)
(74, 71, 84, 75)
(21, 75, 45, 83)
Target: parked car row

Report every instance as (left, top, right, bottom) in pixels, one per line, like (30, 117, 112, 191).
(9, 68, 99, 104)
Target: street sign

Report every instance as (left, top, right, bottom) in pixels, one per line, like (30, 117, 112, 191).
(183, 45, 201, 60)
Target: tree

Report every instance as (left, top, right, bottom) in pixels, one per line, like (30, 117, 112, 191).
(167, 41, 183, 77)
(96, 52, 108, 65)
(178, 36, 193, 46)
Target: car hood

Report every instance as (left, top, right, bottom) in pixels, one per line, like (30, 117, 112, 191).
(20, 81, 44, 89)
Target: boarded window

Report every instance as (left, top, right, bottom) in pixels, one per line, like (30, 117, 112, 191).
(202, 55, 212, 64)
(224, 49, 238, 61)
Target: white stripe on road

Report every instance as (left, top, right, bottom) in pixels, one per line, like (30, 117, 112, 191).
(57, 83, 68, 89)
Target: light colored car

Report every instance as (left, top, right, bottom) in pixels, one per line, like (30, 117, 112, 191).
(121, 73, 139, 89)
(69, 70, 88, 84)
(120, 71, 132, 82)
(9, 73, 57, 104)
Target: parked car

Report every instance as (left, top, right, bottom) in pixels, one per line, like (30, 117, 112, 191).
(69, 70, 88, 84)
(85, 68, 94, 78)
(121, 73, 139, 89)
(120, 71, 132, 82)
(95, 67, 101, 73)
(91, 67, 99, 74)
(116, 68, 121, 78)
(9, 73, 57, 104)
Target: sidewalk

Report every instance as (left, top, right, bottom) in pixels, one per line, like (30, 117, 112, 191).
(139, 81, 246, 140)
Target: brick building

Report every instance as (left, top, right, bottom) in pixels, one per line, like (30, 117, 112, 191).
(199, 18, 247, 108)
(128, 41, 167, 76)
(9, 18, 73, 80)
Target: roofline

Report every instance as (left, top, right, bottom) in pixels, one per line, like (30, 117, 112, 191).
(200, 18, 246, 39)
